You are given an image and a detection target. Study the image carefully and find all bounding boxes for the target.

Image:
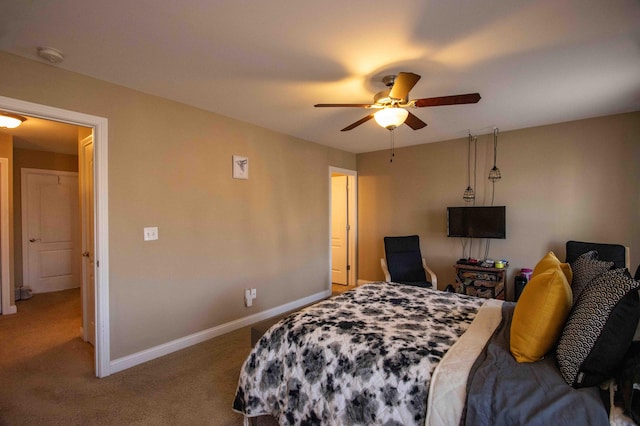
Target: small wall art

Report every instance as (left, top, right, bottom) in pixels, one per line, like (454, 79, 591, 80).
(232, 155, 249, 179)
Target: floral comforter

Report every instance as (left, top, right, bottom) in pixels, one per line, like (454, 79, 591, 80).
(233, 282, 485, 425)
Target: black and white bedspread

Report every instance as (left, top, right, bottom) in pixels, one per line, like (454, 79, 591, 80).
(233, 282, 485, 425)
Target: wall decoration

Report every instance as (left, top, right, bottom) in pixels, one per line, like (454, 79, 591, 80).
(233, 155, 249, 179)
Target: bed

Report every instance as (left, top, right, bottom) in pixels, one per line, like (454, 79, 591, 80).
(232, 277, 631, 425)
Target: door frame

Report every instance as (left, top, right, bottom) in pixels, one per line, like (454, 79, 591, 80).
(0, 157, 13, 315)
(329, 167, 357, 288)
(20, 168, 80, 294)
(0, 95, 110, 378)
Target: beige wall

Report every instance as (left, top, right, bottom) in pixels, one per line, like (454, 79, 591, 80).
(357, 112, 640, 299)
(13, 148, 79, 291)
(0, 51, 356, 359)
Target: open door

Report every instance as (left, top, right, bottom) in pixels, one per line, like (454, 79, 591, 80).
(80, 134, 96, 346)
(331, 175, 348, 285)
(329, 167, 357, 287)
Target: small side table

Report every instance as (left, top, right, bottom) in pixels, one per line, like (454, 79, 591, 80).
(454, 264, 508, 300)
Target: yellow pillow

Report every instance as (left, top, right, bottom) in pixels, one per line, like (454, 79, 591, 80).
(510, 266, 572, 363)
(532, 251, 573, 283)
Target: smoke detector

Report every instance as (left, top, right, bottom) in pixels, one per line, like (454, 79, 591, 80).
(37, 47, 64, 64)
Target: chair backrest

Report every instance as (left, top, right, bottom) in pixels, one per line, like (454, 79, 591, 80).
(384, 235, 427, 282)
(565, 240, 629, 269)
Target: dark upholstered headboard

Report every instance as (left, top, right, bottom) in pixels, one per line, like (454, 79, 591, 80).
(565, 240, 629, 269)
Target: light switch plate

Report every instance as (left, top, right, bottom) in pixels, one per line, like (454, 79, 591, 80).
(144, 226, 158, 241)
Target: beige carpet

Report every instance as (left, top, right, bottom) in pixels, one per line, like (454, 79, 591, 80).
(0, 285, 351, 425)
(0, 288, 272, 425)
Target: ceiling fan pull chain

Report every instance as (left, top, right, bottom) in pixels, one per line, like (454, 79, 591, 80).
(389, 130, 395, 163)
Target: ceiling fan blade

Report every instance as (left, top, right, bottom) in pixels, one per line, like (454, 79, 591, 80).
(404, 111, 427, 130)
(389, 72, 421, 100)
(341, 113, 376, 131)
(414, 93, 481, 107)
(315, 103, 373, 108)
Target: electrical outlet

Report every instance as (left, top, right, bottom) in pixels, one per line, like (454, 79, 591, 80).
(143, 227, 158, 241)
(250, 288, 256, 298)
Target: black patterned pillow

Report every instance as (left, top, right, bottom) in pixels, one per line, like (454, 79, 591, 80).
(569, 250, 614, 303)
(556, 268, 640, 388)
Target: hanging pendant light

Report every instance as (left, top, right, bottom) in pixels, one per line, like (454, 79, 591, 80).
(463, 187, 475, 201)
(463, 131, 475, 202)
(488, 127, 501, 182)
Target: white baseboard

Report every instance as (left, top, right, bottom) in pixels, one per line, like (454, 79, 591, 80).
(2, 304, 16, 315)
(110, 289, 331, 375)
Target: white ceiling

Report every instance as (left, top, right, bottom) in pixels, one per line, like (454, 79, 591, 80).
(1, 0, 639, 154)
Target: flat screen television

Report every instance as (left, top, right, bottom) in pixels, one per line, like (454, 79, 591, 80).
(447, 206, 506, 239)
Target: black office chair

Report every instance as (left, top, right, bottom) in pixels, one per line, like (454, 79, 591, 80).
(380, 235, 437, 288)
(565, 240, 629, 269)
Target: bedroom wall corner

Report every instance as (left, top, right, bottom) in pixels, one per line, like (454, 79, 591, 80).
(356, 111, 640, 300)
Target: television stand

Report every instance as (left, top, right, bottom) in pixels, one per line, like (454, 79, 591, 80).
(453, 263, 508, 300)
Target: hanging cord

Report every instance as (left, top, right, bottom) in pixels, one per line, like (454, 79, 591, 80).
(484, 238, 491, 261)
(486, 184, 496, 259)
(473, 136, 477, 206)
(389, 130, 395, 163)
(493, 128, 499, 171)
(484, 129, 500, 260)
(463, 132, 478, 258)
(463, 131, 476, 203)
(490, 180, 496, 205)
(467, 132, 471, 187)
(462, 237, 473, 259)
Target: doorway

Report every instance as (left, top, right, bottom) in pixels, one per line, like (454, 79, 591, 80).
(0, 95, 110, 377)
(329, 167, 357, 288)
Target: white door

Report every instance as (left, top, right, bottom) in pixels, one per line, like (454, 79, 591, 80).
(80, 135, 96, 346)
(331, 175, 348, 285)
(22, 169, 80, 294)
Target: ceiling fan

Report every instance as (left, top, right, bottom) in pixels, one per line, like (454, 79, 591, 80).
(315, 72, 481, 131)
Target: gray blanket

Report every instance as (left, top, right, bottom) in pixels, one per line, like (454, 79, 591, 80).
(463, 303, 609, 425)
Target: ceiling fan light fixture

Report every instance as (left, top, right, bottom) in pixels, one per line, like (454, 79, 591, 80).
(374, 107, 408, 130)
(0, 112, 26, 128)
(314, 71, 479, 132)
